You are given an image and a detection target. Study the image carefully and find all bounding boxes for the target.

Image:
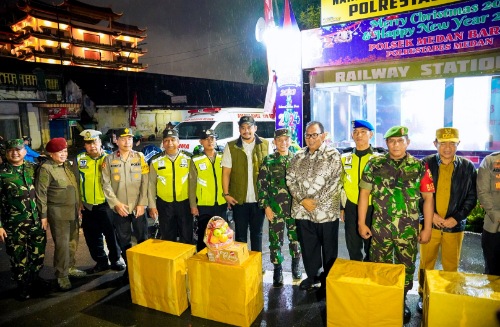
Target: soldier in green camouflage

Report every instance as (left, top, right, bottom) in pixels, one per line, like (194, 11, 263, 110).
(0, 139, 47, 300)
(357, 126, 435, 323)
(257, 128, 301, 288)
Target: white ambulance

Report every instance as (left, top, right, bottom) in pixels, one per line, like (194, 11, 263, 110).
(174, 107, 276, 153)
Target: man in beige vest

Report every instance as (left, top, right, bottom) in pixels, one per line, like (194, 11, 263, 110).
(222, 116, 269, 252)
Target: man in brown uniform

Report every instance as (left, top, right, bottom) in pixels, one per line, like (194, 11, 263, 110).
(101, 128, 149, 283)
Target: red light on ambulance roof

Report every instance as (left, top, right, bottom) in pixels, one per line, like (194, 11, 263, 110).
(187, 107, 221, 115)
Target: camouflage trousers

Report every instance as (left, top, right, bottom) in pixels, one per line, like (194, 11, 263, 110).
(269, 215, 301, 265)
(369, 218, 418, 295)
(5, 220, 46, 283)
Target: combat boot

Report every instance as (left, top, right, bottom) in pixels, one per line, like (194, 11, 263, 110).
(291, 258, 302, 280)
(273, 264, 283, 288)
(16, 281, 30, 301)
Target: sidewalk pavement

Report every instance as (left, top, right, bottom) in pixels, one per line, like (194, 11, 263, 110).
(0, 218, 486, 327)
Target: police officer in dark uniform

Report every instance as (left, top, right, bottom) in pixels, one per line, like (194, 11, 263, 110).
(77, 130, 125, 274)
(148, 129, 192, 244)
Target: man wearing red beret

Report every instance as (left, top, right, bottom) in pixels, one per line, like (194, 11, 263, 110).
(35, 137, 86, 291)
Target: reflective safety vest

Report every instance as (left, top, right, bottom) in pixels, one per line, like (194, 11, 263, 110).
(151, 151, 191, 202)
(341, 148, 382, 205)
(77, 151, 107, 205)
(192, 153, 226, 206)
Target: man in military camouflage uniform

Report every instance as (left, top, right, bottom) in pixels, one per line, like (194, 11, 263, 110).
(358, 126, 435, 323)
(0, 139, 46, 300)
(257, 128, 301, 288)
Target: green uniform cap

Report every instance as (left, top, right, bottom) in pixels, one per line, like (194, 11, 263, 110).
(274, 128, 291, 138)
(6, 139, 25, 149)
(384, 126, 409, 139)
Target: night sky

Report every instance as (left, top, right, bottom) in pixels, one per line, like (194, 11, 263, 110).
(78, 0, 267, 83)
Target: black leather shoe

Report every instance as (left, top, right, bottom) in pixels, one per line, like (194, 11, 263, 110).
(87, 263, 110, 274)
(273, 264, 283, 288)
(110, 261, 126, 271)
(291, 258, 302, 280)
(299, 278, 320, 291)
(416, 296, 423, 314)
(16, 284, 30, 301)
(403, 303, 412, 324)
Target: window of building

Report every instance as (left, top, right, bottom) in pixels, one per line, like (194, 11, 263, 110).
(83, 33, 100, 44)
(84, 50, 100, 61)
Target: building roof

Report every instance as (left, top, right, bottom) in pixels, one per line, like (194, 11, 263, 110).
(17, 0, 102, 25)
(109, 21, 147, 38)
(56, 0, 122, 21)
(0, 57, 266, 108)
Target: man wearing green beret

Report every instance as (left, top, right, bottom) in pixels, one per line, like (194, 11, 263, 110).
(0, 139, 46, 300)
(357, 125, 435, 323)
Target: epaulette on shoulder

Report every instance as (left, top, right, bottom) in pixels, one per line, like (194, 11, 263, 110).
(180, 150, 192, 157)
(373, 147, 387, 153)
(340, 147, 354, 154)
(150, 151, 163, 162)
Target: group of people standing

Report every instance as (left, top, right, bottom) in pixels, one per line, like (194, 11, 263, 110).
(1, 116, 499, 326)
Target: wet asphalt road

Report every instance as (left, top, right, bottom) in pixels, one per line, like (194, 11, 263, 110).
(0, 218, 487, 327)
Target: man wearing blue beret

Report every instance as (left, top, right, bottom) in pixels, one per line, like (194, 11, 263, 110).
(341, 120, 384, 262)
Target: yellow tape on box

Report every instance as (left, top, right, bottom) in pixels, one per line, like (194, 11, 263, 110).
(126, 239, 196, 316)
(188, 249, 263, 327)
(327, 258, 405, 327)
(422, 270, 500, 327)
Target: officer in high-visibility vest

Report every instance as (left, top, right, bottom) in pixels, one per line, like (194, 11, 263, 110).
(77, 129, 125, 274)
(148, 129, 193, 244)
(189, 129, 226, 251)
(340, 120, 385, 262)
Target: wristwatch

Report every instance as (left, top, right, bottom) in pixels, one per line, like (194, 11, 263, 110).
(222, 193, 230, 197)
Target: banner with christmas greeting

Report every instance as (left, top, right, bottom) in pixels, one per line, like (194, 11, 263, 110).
(305, 0, 500, 69)
(321, 0, 463, 25)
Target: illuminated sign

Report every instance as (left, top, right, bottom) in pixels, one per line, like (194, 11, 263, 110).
(314, 52, 500, 83)
(0, 72, 60, 90)
(321, 0, 463, 25)
(305, 0, 500, 69)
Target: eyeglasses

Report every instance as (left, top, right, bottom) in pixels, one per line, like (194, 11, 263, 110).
(304, 133, 323, 139)
(437, 142, 459, 148)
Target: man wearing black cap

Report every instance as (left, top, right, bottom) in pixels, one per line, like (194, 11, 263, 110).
(77, 130, 125, 274)
(148, 128, 193, 244)
(101, 127, 150, 283)
(341, 120, 385, 262)
(221, 115, 270, 252)
(189, 129, 226, 251)
(0, 139, 46, 300)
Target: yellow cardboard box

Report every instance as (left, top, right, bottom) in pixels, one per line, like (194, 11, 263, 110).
(422, 270, 500, 327)
(188, 249, 263, 327)
(327, 258, 405, 327)
(207, 241, 249, 266)
(126, 239, 196, 316)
